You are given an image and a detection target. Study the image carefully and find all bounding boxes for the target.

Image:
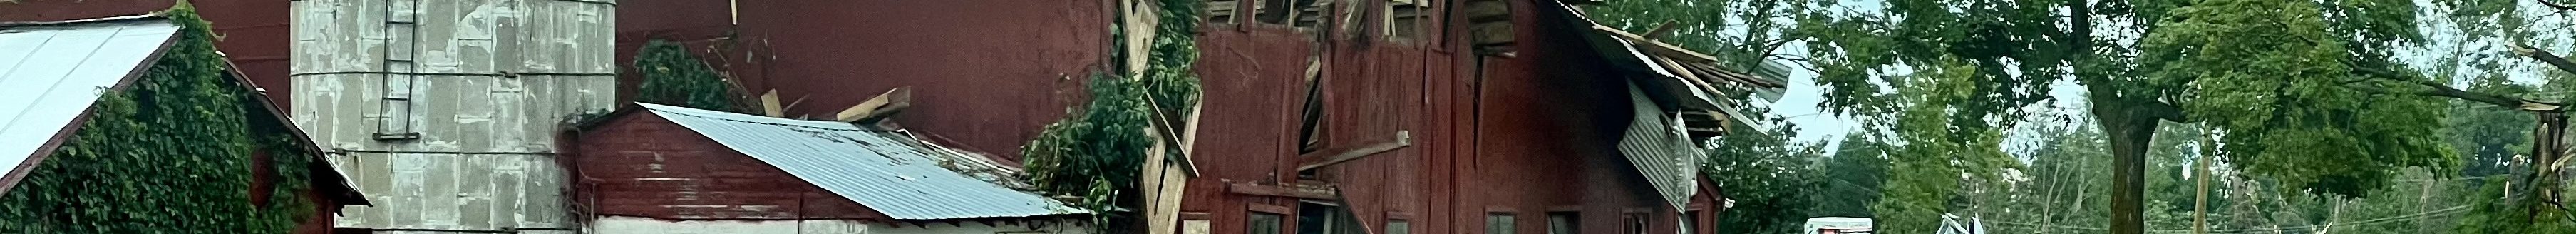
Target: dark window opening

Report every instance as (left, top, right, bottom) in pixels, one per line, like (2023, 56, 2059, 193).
(1211, 0, 1242, 24)
(1681, 210, 1701, 234)
(1624, 213, 1647, 234)
(1386, 0, 1427, 40)
(1252, 211, 1287, 234)
(1256, 0, 1324, 26)
(1547, 212, 1579, 234)
(1297, 200, 1361, 234)
(1387, 219, 1413, 234)
(1488, 213, 1518, 234)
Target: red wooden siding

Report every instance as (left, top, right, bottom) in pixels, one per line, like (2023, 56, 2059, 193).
(568, 112, 887, 220)
(614, 0, 1108, 161)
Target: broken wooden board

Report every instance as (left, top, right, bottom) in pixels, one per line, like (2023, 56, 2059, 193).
(835, 88, 912, 123)
(760, 90, 783, 117)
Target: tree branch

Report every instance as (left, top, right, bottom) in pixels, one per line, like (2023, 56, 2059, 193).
(2542, 0, 2576, 11)
(2349, 66, 2566, 111)
(2514, 43, 2576, 75)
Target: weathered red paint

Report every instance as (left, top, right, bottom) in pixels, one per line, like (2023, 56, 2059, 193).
(613, 0, 1737, 233)
(614, 0, 1109, 161)
(1180, 1, 1730, 233)
(567, 111, 889, 221)
(16, 0, 1739, 233)
(0, 0, 298, 108)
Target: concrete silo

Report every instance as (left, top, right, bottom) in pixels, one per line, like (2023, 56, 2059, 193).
(291, 0, 615, 233)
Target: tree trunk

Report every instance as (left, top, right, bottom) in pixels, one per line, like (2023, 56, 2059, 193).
(2098, 109, 2159, 234)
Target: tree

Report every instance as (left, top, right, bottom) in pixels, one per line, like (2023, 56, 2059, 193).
(1700, 101, 1826, 234)
(1796, 0, 2565, 233)
(632, 40, 743, 112)
(1813, 133, 1891, 218)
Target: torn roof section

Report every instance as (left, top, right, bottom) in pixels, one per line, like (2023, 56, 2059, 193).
(1540, 1, 1789, 138)
(1534, 0, 1790, 211)
(635, 103, 1088, 220)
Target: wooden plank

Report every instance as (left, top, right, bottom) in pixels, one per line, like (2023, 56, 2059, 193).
(758, 90, 783, 117)
(1594, 25, 1721, 63)
(1296, 131, 1411, 171)
(1230, 181, 1339, 200)
(834, 88, 911, 122)
(1642, 21, 1680, 39)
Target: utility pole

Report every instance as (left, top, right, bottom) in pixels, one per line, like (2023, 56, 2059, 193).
(2193, 126, 2214, 234)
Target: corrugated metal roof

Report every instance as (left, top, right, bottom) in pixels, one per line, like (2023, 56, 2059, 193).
(1617, 81, 1707, 210)
(0, 18, 181, 188)
(637, 103, 1088, 220)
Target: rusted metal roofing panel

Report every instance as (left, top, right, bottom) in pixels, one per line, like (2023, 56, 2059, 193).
(1617, 81, 1709, 210)
(637, 103, 1087, 220)
(0, 16, 179, 192)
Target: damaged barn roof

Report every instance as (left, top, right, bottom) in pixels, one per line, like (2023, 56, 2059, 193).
(1538, 0, 1788, 137)
(635, 103, 1087, 220)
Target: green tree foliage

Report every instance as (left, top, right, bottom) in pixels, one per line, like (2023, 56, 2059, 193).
(1702, 97, 1825, 234)
(2453, 178, 2576, 233)
(2444, 76, 2533, 178)
(1812, 133, 1890, 218)
(632, 40, 742, 112)
(1019, 0, 1202, 232)
(1796, 0, 2545, 232)
(1867, 60, 2021, 233)
(0, 3, 319, 233)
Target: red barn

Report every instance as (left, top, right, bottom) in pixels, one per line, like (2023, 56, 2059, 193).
(612, 1, 1781, 233)
(10, 0, 1783, 233)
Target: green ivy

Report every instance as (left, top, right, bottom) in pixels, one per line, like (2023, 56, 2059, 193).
(633, 40, 744, 113)
(1021, 0, 1202, 232)
(0, 2, 319, 233)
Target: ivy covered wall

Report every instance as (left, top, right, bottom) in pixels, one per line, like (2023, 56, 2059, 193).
(0, 4, 324, 233)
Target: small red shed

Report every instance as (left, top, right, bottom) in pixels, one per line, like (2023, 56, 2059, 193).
(564, 103, 1092, 233)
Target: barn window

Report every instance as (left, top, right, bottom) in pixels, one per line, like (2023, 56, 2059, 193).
(1547, 212, 1579, 234)
(1296, 200, 1361, 234)
(1681, 210, 1702, 234)
(1623, 212, 1647, 234)
(1255, 0, 1324, 27)
(1384, 0, 1428, 41)
(1487, 213, 1518, 234)
(1386, 219, 1412, 234)
(1464, 0, 1513, 55)
(1252, 210, 1287, 234)
(1210, 0, 1242, 24)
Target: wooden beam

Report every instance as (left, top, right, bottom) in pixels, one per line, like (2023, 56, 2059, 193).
(1297, 131, 1411, 171)
(1594, 25, 1720, 63)
(835, 88, 912, 123)
(1228, 180, 1339, 200)
(1642, 21, 1681, 39)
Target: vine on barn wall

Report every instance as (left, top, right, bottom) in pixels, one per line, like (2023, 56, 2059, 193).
(1021, 0, 1203, 231)
(0, 3, 319, 233)
(633, 39, 747, 113)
